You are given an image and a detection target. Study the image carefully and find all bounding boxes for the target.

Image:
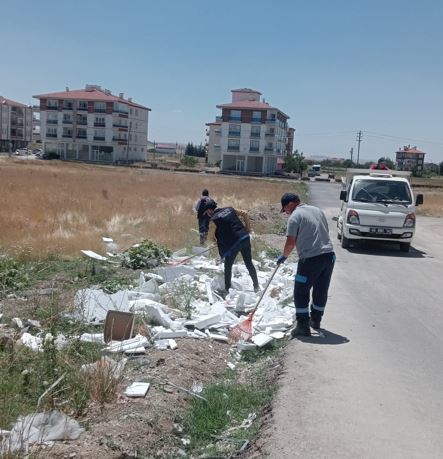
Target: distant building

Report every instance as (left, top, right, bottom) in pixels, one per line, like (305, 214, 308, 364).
(0, 96, 33, 152)
(33, 85, 150, 163)
(395, 145, 425, 175)
(206, 88, 293, 174)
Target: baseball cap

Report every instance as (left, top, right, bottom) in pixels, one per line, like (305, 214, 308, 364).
(280, 193, 300, 212)
(204, 198, 217, 211)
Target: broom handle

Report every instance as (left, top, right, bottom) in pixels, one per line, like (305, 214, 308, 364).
(173, 245, 216, 265)
(250, 264, 280, 316)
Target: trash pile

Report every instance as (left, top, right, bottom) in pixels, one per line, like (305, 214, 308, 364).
(74, 246, 297, 352)
(0, 243, 298, 453)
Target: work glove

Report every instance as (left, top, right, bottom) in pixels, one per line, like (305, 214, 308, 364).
(276, 255, 287, 265)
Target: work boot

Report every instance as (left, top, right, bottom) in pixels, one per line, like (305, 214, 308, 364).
(310, 318, 321, 330)
(253, 284, 260, 293)
(291, 320, 311, 338)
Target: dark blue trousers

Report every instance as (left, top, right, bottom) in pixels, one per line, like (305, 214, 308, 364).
(294, 252, 335, 323)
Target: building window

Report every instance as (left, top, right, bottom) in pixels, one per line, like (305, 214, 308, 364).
(250, 140, 260, 152)
(230, 110, 241, 121)
(252, 111, 261, 123)
(47, 100, 58, 109)
(94, 117, 105, 127)
(78, 100, 88, 110)
(94, 102, 106, 113)
(130, 108, 133, 115)
(135, 109, 138, 116)
(228, 139, 240, 151)
(228, 124, 241, 136)
(251, 126, 260, 137)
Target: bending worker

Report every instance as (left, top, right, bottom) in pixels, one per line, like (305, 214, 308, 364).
(204, 199, 259, 295)
(277, 193, 335, 337)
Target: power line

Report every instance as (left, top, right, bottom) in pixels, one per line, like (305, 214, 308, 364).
(364, 131, 443, 147)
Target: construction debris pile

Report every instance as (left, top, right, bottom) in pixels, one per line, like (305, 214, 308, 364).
(0, 244, 298, 453)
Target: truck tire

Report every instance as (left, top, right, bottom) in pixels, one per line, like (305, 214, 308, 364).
(341, 235, 350, 249)
(399, 242, 410, 252)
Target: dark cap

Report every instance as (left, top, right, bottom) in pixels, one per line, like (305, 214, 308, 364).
(204, 198, 217, 211)
(202, 189, 209, 196)
(280, 193, 300, 212)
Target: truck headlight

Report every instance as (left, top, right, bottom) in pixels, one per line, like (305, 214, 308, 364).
(403, 213, 416, 228)
(347, 210, 360, 225)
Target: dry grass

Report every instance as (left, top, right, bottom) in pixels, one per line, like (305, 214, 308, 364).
(0, 159, 297, 259)
(415, 188, 443, 217)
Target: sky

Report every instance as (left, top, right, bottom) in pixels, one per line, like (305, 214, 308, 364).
(2, 0, 443, 162)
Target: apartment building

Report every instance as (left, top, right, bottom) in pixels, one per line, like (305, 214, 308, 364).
(33, 85, 150, 162)
(395, 145, 426, 175)
(206, 88, 293, 174)
(0, 96, 32, 152)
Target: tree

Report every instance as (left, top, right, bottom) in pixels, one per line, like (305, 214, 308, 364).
(185, 142, 194, 156)
(285, 150, 307, 174)
(439, 161, 443, 176)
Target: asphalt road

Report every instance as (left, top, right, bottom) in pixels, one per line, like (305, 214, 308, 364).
(262, 180, 443, 459)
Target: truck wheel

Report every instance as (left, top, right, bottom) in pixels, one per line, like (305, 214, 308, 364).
(341, 235, 350, 249)
(399, 242, 410, 252)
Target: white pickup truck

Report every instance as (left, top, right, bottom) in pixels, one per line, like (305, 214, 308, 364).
(337, 169, 424, 252)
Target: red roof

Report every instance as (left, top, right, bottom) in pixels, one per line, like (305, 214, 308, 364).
(0, 96, 30, 108)
(397, 146, 425, 155)
(231, 88, 262, 95)
(216, 100, 289, 119)
(33, 87, 150, 110)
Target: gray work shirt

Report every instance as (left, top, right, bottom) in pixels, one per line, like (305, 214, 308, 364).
(286, 204, 333, 259)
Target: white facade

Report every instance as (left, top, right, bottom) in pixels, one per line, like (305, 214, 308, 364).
(206, 89, 292, 174)
(0, 97, 32, 152)
(33, 85, 150, 163)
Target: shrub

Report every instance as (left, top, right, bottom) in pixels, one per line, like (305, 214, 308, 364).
(121, 239, 172, 269)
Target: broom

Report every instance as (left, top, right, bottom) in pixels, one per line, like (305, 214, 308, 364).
(228, 265, 280, 342)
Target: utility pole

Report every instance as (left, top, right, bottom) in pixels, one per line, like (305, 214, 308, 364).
(356, 131, 363, 165)
(350, 147, 354, 164)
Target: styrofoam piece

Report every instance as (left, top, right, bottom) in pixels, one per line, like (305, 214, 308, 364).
(153, 338, 177, 350)
(81, 250, 108, 261)
(190, 314, 222, 330)
(105, 334, 149, 353)
(153, 266, 196, 282)
(153, 328, 188, 339)
(80, 333, 104, 344)
(168, 339, 178, 350)
(11, 317, 24, 329)
(237, 341, 257, 351)
(124, 382, 150, 397)
(269, 331, 285, 339)
(189, 329, 207, 339)
(20, 332, 43, 352)
(129, 299, 175, 328)
(102, 237, 114, 243)
(251, 333, 274, 348)
(74, 289, 130, 323)
(227, 362, 236, 370)
(128, 291, 161, 302)
(124, 347, 146, 355)
(139, 278, 159, 294)
(144, 272, 164, 283)
(205, 330, 229, 342)
(205, 280, 215, 304)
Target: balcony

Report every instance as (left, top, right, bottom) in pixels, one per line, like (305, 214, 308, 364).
(46, 133, 57, 138)
(63, 105, 74, 110)
(228, 131, 241, 137)
(215, 116, 223, 122)
(46, 105, 58, 111)
(266, 118, 276, 123)
(63, 119, 73, 124)
(249, 148, 260, 153)
(250, 132, 261, 138)
(93, 136, 106, 141)
(77, 106, 88, 111)
(264, 147, 274, 152)
(265, 132, 275, 137)
(62, 133, 73, 138)
(113, 137, 127, 142)
(76, 134, 87, 139)
(47, 119, 58, 124)
(227, 146, 240, 152)
(251, 118, 262, 124)
(94, 108, 106, 113)
(76, 120, 87, 125)
(113, 123, 127, 128)
(229, 117, 241, 122)
(113, 108, 129, 114)
(94, 123, 106, 127)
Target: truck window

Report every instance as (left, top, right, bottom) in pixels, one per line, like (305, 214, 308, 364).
(352, 179, 412, 204)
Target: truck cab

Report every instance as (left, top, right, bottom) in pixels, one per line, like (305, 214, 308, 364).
(337, 169, 424, 252)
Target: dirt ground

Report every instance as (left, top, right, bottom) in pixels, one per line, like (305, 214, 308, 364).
(32, 339, 232, 459)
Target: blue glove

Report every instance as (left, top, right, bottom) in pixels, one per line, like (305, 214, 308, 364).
(276, 255, 287, 265)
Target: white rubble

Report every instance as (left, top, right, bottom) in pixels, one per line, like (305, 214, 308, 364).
(124, 382, 150, 398)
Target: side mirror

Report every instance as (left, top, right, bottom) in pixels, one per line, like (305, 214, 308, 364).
(340, 190, 348, 202)
(415, 194, 423, 206)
